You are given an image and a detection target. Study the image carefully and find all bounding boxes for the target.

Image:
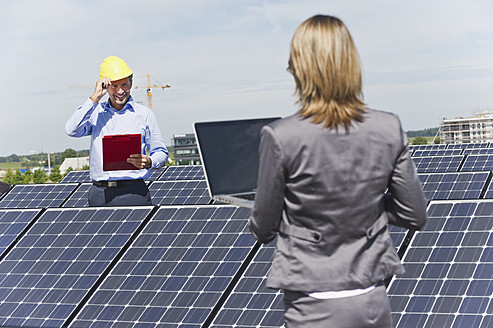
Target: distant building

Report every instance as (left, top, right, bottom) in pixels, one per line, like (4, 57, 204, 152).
(172, 134, 201, 165)
(59, 156, 90, 173)
(440, 111, 493, 144)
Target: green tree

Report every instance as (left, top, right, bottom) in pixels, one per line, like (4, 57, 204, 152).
(411, 137, 428, 145)
(6, 154, 20, 162)
(3, 169, 15, 184)
(5, 169, 28, 184)
(433, 137, 441, 144)
(23, 170, 33, 184)
(62, 148, 77, 161)
(49, 166, 63, 183)
(33, 169, 48, 184)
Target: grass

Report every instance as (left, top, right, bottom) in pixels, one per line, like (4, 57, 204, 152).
(0, 162, 24, 171)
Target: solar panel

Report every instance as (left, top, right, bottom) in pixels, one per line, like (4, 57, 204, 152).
(481, 179, 493, 199)
(149, 180, 212, 205)
(0, 206, 154, 327)
(0, 209, 41, 259)
(418, 172, 490, 200)
(61, 170, 91, 183)
(463, 148, 493, 155)
(388, 224, 410, 253)
(62, 183, 91, 208)
(210, 240, 285, 328)
(0, 183, 79, 209)
(146, 166, 168, 181)
(158, 165, 205, 181)
(70, 205, 257, 328)
(388, 200, 493, 328)
(447, 142, 489, 149)
(409, 145, 446, 151)
(412, 155, 464, 173)
(460, 154, 493, 172)
(412, 149, 462, 157)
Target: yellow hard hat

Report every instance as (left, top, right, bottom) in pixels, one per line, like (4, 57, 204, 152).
(99, 56, 133, 80)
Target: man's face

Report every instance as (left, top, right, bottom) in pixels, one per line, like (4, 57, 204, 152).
(108, 77, 132, 110)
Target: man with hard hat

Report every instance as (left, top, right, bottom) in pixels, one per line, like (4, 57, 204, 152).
(65, 56, 168, 206)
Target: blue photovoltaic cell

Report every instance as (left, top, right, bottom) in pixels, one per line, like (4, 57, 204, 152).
(158, 165, 205, 181)
(388, 224, 409, 252)
(61, 171, 91, 183)
(412, 149, 462, 157)
(412, 156, 464, 173)
(62, 183, 91, 208)
(0, 207, 152, 327)
(149, 180, 212, 205)
(210, 240, 284, 328)
(418, 172, 489, 200)
(463, 148, 493, 155)
(460, 154, 493, 172)
(146, 166, 167, 181)
(388, 200, 493, 328)
(409, 145, 446, 152)
(481, 179, 493, 199)
(0, 183, 79, 209)
(447, 142, 489, 149)
(0, 209, 41, 258)
(70, 205, 256, 328)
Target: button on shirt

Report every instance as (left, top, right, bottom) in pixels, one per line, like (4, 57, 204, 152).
(65, 97, 168, 181)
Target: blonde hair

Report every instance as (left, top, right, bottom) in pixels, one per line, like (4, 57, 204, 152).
(289, 15, 365, 128)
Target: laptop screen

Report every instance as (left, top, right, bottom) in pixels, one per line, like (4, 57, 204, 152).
(194, 117, 281, 196)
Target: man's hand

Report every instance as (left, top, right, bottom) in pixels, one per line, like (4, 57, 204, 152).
(90, 77, 112, 103)
(127, 154, 152, 169)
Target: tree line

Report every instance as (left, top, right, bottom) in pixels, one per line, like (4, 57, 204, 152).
(0, 149, 89, 167)
(1, 149, 89, 185)
(406, 127, 439, 138)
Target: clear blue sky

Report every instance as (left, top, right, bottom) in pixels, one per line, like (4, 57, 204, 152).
(2, 0, 492, 156)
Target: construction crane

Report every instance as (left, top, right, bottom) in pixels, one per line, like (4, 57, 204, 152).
(70, 74, 170, 110)
(133, 75, 171, 110)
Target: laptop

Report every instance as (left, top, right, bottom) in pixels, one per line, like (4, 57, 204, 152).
(194, 117, 281, 208)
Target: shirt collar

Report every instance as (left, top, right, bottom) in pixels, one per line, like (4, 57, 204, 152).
(104, 96, 136, 113)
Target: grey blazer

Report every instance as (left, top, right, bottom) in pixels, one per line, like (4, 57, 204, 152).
(249, 109, 427, 292)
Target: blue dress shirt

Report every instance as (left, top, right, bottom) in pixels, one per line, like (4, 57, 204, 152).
(65, 96, 168, 181)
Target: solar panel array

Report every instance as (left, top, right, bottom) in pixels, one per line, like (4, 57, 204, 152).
(0, 184, 79, 209)
(388, 200, 493, 328)
(1, 139, 493, 328)
(389, 143, 493, 328)
(71, 205, 255, 328)
(418, 172, 490, 200)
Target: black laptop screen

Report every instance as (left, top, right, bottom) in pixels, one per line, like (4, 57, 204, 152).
(194, 117, 281, 196)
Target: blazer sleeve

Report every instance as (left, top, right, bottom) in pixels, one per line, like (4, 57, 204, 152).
(249, 126, 286, 243)
(385, 124, 428, 230)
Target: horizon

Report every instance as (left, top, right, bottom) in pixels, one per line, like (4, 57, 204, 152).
(1, 126, 442, 158)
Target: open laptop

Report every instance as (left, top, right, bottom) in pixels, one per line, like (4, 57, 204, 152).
(194, 117, 281, 208)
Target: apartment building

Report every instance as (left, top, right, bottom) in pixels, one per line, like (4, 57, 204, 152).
(440, 111, 493, 144)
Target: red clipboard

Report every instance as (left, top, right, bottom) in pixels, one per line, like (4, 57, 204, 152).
(102, 134, 142, 171)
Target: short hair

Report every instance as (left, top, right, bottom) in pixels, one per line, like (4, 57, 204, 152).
(288, 15, 365, 128)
